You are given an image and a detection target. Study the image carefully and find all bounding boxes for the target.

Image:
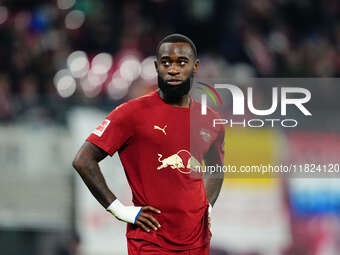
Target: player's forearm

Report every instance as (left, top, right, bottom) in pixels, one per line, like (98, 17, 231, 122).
(204, 177, 224, 207)
(73, 159, 116, 208)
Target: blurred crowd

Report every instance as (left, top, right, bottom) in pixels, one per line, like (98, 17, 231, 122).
(1, 0, 340, 124)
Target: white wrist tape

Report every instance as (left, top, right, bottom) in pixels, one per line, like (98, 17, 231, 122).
(106, 199, 142, 224)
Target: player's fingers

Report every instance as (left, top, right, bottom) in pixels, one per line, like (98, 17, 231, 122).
(142, 206, 161, 214)
(142, 213, 161, 228)
(135, 220, 150, 232)
(138, 215, 158, 231)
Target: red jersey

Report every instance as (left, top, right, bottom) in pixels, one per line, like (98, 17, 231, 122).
(86, 90, 224, 250)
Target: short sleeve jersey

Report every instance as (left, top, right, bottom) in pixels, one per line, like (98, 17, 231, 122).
(86, 90, 225, 250)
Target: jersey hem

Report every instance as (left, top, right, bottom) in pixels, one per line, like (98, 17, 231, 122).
(125, 233, 211, 251)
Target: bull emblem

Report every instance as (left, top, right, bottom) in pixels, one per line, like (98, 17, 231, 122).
(157, 150, 201, 174)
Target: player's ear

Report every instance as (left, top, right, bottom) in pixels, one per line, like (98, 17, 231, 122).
(154, 60, 159, 73)
(193, 59, 199, 73)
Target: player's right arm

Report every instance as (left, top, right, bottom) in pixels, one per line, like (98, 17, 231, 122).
(72, 141, 114, 208)
(72, 103, 161, 231)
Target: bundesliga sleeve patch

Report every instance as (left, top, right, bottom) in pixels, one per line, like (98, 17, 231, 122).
(92, 119, 110, 137)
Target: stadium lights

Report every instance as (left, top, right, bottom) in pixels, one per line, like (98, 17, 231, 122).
(53, 69, 76, 98)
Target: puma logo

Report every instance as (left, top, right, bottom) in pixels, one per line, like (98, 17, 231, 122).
(154, 125, 167, 135)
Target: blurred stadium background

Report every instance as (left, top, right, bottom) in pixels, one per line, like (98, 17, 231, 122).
(1, 0, 340, 254)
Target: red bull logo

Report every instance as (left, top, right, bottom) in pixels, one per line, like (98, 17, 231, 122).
(157, 150, 201, 174)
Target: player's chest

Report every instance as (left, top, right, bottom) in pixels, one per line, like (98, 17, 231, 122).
(132, 110, 217, 155)
(134, 112, 190, 148)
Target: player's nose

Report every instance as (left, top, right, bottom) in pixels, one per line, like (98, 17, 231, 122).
(168, 64, 180, 75)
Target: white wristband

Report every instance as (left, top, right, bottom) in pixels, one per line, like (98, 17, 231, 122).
(208, 203, 212, 214)
(106, 199, 142, 224)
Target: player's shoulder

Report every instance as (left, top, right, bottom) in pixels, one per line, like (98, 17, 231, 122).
(206, 105, 221, 119)
(191, 98, 225, 134)
(110, 90, 158, 114)
(127, 90, 158, 107)
(191, 98, 221, 119)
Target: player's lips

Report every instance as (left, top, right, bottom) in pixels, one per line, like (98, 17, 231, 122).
(167, 79, 182, 85)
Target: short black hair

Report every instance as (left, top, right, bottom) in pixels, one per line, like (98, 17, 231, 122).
(156, 33, 197, 59)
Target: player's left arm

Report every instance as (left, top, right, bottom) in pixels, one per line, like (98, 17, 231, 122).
(203, 145, 224, 207)
(203, 127, 225, 207)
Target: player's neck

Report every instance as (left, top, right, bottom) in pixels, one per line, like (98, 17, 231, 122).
(158, 90, 190, 108)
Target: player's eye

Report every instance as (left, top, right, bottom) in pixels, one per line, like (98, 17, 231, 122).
(180, 61, 186, 66)
(162, 61, 170, 67)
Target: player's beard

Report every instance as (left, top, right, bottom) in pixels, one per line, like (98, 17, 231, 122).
(158, 75, 193, 102)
